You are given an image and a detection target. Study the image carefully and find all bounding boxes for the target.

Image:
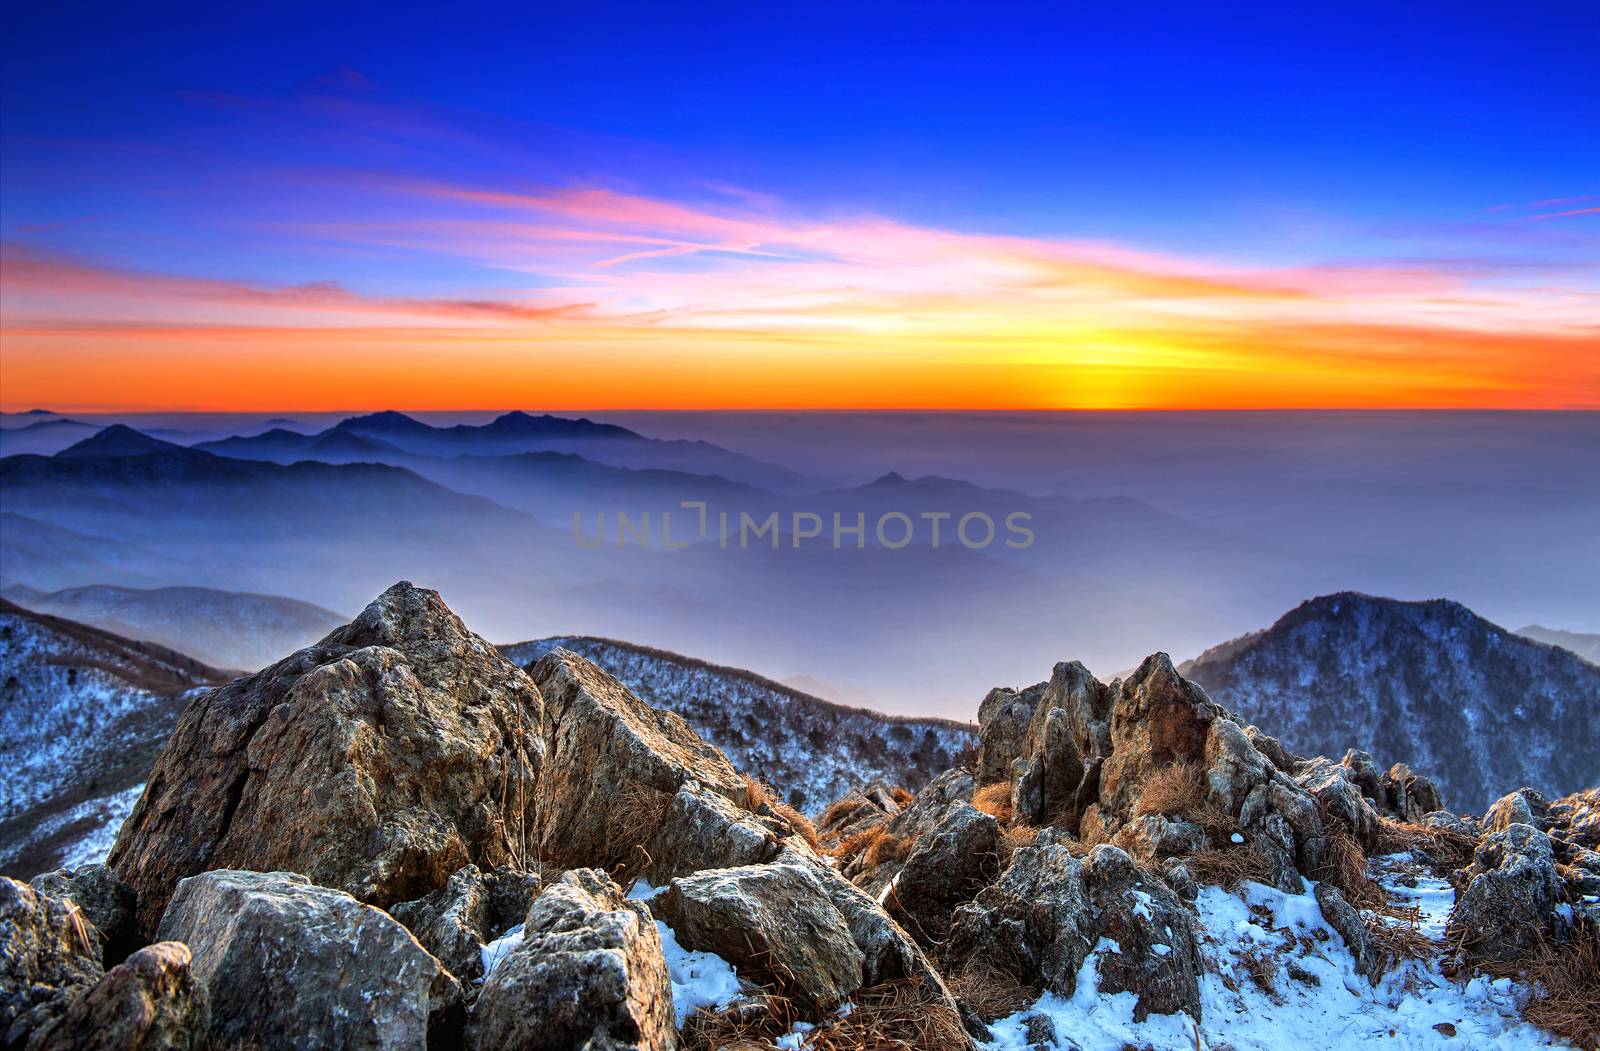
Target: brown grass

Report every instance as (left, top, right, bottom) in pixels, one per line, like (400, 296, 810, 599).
(1313, 819, 1387, 911)
(681, 990, 798, 1051)
(773, 799, 822, 852)
(797, 979, 970, 1050)
(1001, 824, 1039, 853)
(945, 959, 1036, 1023)
(1189, 847, 1275, 890)
(1462, 923, 1600, 1049)
(743, 774, 772, 811)
(1365, 905, 1434, 975)
(1374, 816, 1477, 874)
(890, 787, 914, 808)
(1133, 761, 1208, 820)
(608, 782, 673, 880)
(973, 781, 1015, 824)
(819, 796, 869, 831)
(865, 832, 910, 867)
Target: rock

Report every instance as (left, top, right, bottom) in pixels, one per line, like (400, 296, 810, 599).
(110, 583, 546, 933)
(532, 648, 757, 874)
(1209, 720, 1326, 891)
(945, 837, 1201, 1021)
(1339, 749, 1387, 805)
(470, 869, 673, 1051)
(1, 878, 102, 1049)
(1313, 883, 1381, 983)
(1382, 763, 1444, 822)
(642, 781, 783, 884)
(1012, 662, 1112, 829)
(1448, 824, 1565, 966)
(1483, 788, 1549, 836)
(841, 768, 975, 888)
(26, 866, 136, 967)
(390, 865, 541, 984)
(155, 869, 462, 1050)
(24, 942, 207, 1051)
(1296, 758, 1381, 849)
(975, 685, 1042, 786)
(1100, 655, 1220, 821)
(885, 802, 1000, 945)
(1553, 787, 1600, 850)
(1113, 814, 1207, 862)
(652, 857, 863, 1014)
(817, 783, 899, 844)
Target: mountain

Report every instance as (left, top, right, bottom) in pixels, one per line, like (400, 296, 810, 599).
(0, 584, 346, 670)
(0, 599, 231, 877)
(498, 636, 973, 813)
(1180, 592, 1600, 811)
(198, 409, 817, 491)
(0, 417, 101, 457)
(1517, 624, 1600, 665)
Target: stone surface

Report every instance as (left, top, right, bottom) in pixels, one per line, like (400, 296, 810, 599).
(469, 869, 674, 1051)
(110, 582, 546, 933)
(1012, 662, 1112, 829)
(1448, 824, 1565, 967)
(390, 864, 540, 984)
(25, 942, 207, 1051)
(1313, 883, 1381, 983)
(26, 865, 136, 968)
(642, 780, 783, 884)
(975, 684, 1042, 786)
(532, 647, 757, 873)
(1, 878, 102, 1049)
(885, 801, 1000, 946)
(1296, 757, 1381, 849)
(155, 869, 461, 1051)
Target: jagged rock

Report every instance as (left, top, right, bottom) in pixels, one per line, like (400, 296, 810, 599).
(841, 768, 975, 888)
(470, 869, 673, 1051)
(1382, 763, 1444, 822)
(975, 684, 1042, 786)
(24, 942, 207, 1051)
(817, 782, 900, 843)
(1209, 718, 1326, 891)
(1296, 757, 1381, 849)
(1483, 788, 1549, 835)
(1554, 787, 1600, 850)
(653, 857, 864, 1014)
(532, 648, 757, 873)
(1422, 810, 1477, 836)
(1012, 662, 1111, 829)
(1449, 824, 1566, 966)
(885, 802, 1000, 945)
(1340, 749, 1387, 805)
(1113, 814, 1207, 861)
(26, 866, 136, 968)
(390, 865, 540, 984)
(946, 835, 1201, 1021)
(1313, 883, 1381, 983)
(643, 781, 782, 884)
(110, 583, 546, 933)
(1100, 656, 1221, 820)
(1, 878, 103, 1049)
(155, 869, 462, 1050)
(1245, 726, 1305, 774)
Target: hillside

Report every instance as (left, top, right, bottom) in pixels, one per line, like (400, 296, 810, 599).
(1517, 624, 1600, 665)
(0, 584, 345, 671)
(1181, 592, 1600, 811)
(0, 599, 231, 877)
(499, 635, 974, 813)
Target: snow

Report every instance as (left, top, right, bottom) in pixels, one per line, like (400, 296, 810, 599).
(981, 856, 1571, 1050)
(626, 879, 744, 1027)
(478, 923, 525, 979)
(1230, 832, 1246, 844)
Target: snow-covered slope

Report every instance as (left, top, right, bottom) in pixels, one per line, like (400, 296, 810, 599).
(0, 599, 229, 876)
(1181, 593, 1600, 812)
(1, 583, 346, 671)
(500, 636, 974, 813)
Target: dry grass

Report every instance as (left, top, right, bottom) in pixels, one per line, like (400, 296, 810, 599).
(1001, 824, 1039, 853)
(1189, 847, 1275, 890)
(1313, 819, 1388, 911)
(890, 787, 914, 808)
(1466, 923, 1600, 1049)
(972, 781, 1015, 824)
(1374, 816, 1477, 874)
(743, 774, 772, 811)
(608, 782, 673, 880)
(797, 979, 970, 1050)
(1133, 760, 1208, 820)
(831, 825, 887, 864)
(681, 990, 797, 1051)
(865, 831, 910, 867)
(1364, 905, 1434, 975)
(946, 959, 1036, 1023)
(819, 796, 869, 831)
(773, 799, 822, 852)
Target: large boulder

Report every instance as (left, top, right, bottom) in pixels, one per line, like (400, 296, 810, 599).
(1482, 788, 1549, 836)
(531, 648, 761, 874)
(1448, 823, 1566, 967)
(1, 878, 103, 1049)
(25, 866, 136, 968)
(469, 869, 674, 1051)
(884, 802, 1000, 946)
(974, 684, 1042, 786)
(155, 869, 462, 1050)
(642, 781, 784, 884)
(1012, 662, 1112, 829)
(945, 837, 1201, 1022)
(1296, 757, 1381, 850)
(390, 865, 541, 984)
(24, 942, 207, 1051)
(110, 583, 546, 933)
(652, 857, 864, 1014)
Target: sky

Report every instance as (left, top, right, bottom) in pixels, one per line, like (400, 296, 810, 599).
(1, 1, 1597, 411)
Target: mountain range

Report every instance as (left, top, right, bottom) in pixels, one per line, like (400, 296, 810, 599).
(1180, 592, 1600, 812)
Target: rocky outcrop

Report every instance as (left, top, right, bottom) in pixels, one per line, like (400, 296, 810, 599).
(945, 837, 1201, 1022)
(883, 801, 1000, 945)
(156, 870, 462, 1050)
(1, 878, 103, 1049)
(1011, 662, 1111, 830)
(25, 866, 136, 968)
(110, 583, 546, 934)
(390, 865, 541, 984)
(1296, 757, 1381, 849)
(642, 781, 784, 884)
(532, 647, 767, 874)
(1447, 824, 1566, 967)
(24, 942, 207, 1051)
(975, 685, 1042, 786)
(469, 869, 674, 1051)
(1313, 883, 1382, 983)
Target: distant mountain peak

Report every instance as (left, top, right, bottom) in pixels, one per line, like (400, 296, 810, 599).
(335, 410, 429, 434)
(55, 424, 181, 459)
(872, 470, 909, 485)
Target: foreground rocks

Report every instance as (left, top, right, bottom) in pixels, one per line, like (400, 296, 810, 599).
(1, 878, 103, 1048)
(156, 870, 462, 1050)
(470, 869, 673, 1051)
(390, 864, 540, 985)
(24, 942, 207, 1051)
(110, 582, 546, 933)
